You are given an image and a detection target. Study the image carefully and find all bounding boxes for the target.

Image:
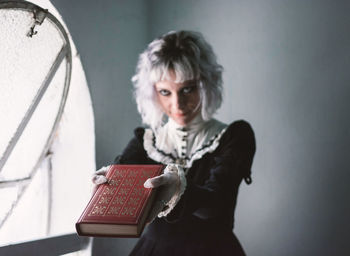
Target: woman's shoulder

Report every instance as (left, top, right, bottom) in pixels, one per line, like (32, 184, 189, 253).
(215, 120, 256, 184)
(133, 126, 146, 139)
(218, 119, 255, 150)
(209, 118, 253, 132)
(226, 120, 254, 136)
(114, 127, 149, 164)
(120, 127, 146, 152)
(225, 119, 253, 129)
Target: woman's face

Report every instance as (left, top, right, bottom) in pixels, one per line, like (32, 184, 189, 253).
(154, 72, 201, 126)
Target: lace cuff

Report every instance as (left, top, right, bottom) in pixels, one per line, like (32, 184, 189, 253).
(157, 164, 187, 217)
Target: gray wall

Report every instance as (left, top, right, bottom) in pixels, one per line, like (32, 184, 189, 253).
(52, 0, 149, 167)
(52, 0, 350, 255)
(52, 0, 147, 254)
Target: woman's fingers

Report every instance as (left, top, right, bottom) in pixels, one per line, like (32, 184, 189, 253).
(95, 166, 109, 175)
(92, 166, 110, 185)
(145, 187, 169, 223)
(144, 171, 179, 188)
(92, 175, 108, 185)
(144, 175, 166, 188)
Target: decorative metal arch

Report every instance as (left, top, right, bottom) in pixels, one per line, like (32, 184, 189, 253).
(0, 0, 72, 228)
(0, 0, 71, 183)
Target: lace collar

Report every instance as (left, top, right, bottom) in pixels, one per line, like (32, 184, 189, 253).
(143, 117, 227, 169)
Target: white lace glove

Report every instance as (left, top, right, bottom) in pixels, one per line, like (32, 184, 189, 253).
(144, 164, 186, 222)
(91, 165, 110, 193)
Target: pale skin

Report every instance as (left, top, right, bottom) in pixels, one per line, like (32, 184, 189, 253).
(154, 71, 201, 126)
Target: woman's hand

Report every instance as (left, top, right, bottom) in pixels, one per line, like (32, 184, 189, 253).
(91, 165, 110, 194)
(144, 164, 185, 223)
(144, 165, 180, 189)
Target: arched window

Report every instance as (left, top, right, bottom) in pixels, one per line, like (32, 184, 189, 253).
(0, 1, 95, 255)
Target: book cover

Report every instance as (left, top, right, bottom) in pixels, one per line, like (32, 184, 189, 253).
(76, 164, 164, 237)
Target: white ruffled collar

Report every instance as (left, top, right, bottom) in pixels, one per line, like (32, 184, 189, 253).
(167, 115, 205, 133)
(143, 117, 227, 169)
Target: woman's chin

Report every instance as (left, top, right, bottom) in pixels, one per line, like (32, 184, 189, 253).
(171, 115, 194, 126)
(173, 119, 187, 126)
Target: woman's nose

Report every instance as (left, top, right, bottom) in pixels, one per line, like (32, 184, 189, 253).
(173, 94, 185, 110)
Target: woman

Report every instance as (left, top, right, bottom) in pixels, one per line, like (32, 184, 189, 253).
(93, 30, 256, 255)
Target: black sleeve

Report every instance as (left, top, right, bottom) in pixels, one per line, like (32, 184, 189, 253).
(113, 127, 153, 165)
(166, 120, 256, 221)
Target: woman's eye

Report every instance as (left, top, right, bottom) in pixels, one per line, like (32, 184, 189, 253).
(182, 86, 195, 94)
(159, 89, 170, 96)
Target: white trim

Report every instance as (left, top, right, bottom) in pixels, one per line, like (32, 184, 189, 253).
(143, 125, 227, 169)
(157, 165, 187, 218)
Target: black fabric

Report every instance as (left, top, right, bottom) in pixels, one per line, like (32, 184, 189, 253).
(114, 120, 256, 256)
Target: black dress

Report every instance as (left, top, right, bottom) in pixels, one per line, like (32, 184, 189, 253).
(114, 120, 256, 256)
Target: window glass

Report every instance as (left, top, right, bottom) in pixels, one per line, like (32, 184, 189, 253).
(0, 4, 94, 254)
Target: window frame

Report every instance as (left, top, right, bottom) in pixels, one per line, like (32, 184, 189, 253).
(0, 1, 88, 254)
(0, 234, 90, 256)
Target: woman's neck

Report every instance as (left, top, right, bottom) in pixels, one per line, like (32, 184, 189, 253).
(168, 114, 205, 132)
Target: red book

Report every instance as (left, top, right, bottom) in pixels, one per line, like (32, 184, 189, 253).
(76, 164, 164, 237)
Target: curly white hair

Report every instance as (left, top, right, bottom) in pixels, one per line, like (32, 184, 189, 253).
(132, 30, 223, 129)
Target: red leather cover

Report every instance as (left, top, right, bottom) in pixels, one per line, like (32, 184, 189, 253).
(76, 164, 164, 236)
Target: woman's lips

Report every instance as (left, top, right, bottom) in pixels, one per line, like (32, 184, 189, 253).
(174, 112, 187, 117)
